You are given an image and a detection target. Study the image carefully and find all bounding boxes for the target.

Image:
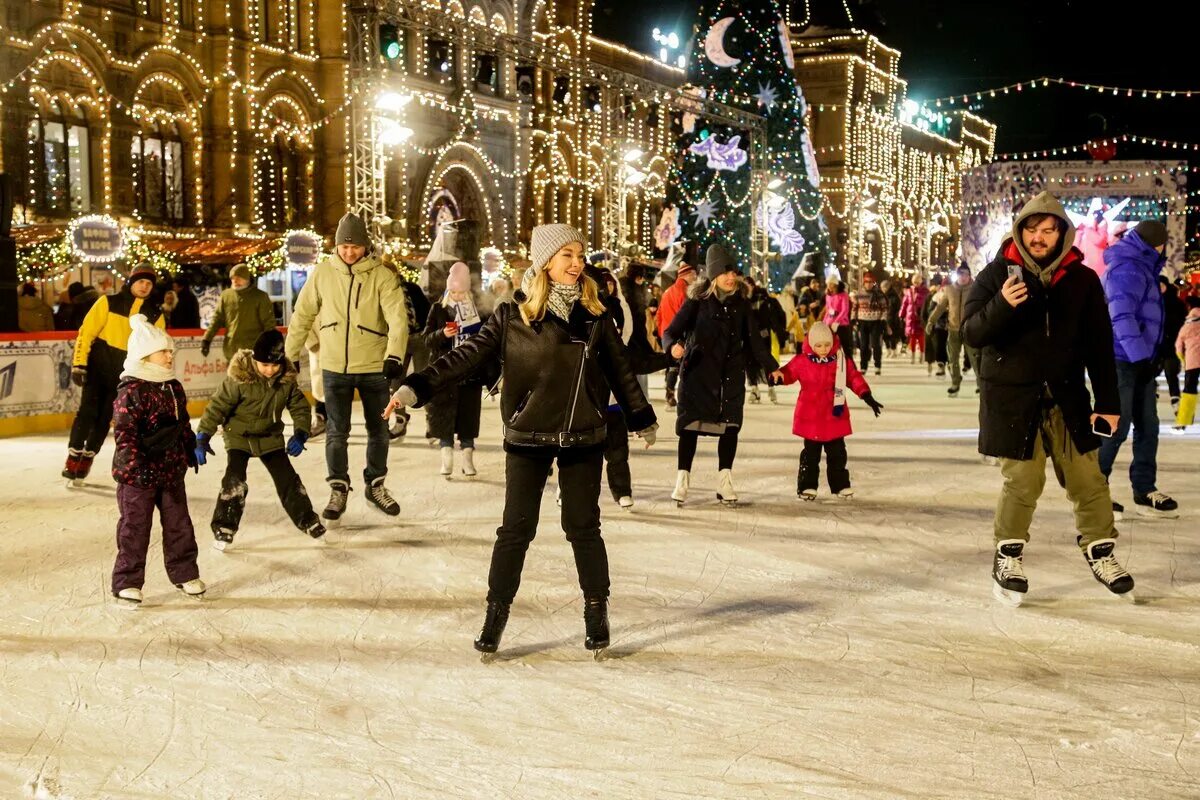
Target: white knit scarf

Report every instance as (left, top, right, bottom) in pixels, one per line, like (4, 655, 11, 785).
(121, 360, 177, 384)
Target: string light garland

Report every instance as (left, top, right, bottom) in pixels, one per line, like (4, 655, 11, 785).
(996, 133, 1200, 160)
(922, 76, 1200, 109)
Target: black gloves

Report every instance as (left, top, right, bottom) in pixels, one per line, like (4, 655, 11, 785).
(200, 340, 211, 358)
(70, 366, 87, 387)
(863, 393, 884, 417)
(383, 356, 403, 379)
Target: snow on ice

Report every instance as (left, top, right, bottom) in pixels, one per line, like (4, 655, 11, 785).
(1, 361, 1198, 797)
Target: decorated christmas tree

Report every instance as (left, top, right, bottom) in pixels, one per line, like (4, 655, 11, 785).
(667, 0, 831, 289)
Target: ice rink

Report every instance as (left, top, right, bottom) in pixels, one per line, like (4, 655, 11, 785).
(2, 360, 1198, 798)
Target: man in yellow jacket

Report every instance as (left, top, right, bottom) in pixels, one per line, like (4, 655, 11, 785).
(64, 264, 165, 482)
(285, 213, 409, 522)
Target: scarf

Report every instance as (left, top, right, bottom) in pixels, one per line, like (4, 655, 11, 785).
(546, 280, 580, 322)
(121, 360, 177, 383)
(809, 350, 848, 416)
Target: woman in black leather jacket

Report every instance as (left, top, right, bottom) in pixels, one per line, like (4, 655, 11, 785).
(387, 224, 657, 658)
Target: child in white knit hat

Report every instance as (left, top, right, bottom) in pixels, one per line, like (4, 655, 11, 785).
(110, 314, 206, 606)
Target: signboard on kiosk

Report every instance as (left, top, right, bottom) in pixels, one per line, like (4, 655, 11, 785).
(285, 229, 323, 268)
(68, 215, 124, 263)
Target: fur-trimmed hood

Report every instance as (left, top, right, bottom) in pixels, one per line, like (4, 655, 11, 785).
(227, 348, 298, 385)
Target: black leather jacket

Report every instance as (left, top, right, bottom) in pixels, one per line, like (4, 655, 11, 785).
(403, 295, 656, 450)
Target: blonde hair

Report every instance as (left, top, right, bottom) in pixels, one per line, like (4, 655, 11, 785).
(699, 274, 744, 300)
(441, 288, 472, 309)
(519, 267, 605, 324)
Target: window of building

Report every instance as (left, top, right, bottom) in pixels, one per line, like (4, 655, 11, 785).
(26, 112, 91, 216)
(258, 133, 311, 230)
(132, 125, 186, 224)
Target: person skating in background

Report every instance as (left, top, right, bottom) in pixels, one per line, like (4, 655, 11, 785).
(110, 315, 205, 607)
(928, 264, 981, 396)
(284, 213, 409, 523)
(899, 273, 929, 363)
(592, 265, 639, 510)
(55, 281, 101, 331)
(1159, 275, 1187, 413)
(744, 276, 788, 404)
(663, 243, 778, 507)
(879, 278, 903, 356)
(195, 329, 323, 550)
(201, 264, 276, 361)
(169, 275, 201, 329)
(1173, 297, 1200, 432)
(388, 264, 431, 440)
(17, 283, 55, 332)
(924, 276, 948, 377)
(850, 272, 888, 375)
(389, 224, 657, 658)
(1098, 220, 1178, 519)
(423, 262, 491, 479)
(657, 255, 699, 409)
(64, 263, 165, 484)
(962, 190, 1131, 607)
(822, 277, 852, 358)
(771, 322, 883, 500)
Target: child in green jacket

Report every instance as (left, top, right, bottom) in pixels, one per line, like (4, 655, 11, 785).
(196, 329, 323, 549)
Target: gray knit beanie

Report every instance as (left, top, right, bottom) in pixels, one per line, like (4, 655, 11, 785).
(334, 212, 372, 248)
(705, 243, 738, 279)
(1133, 220, 1167, 249)
(529, 223, 585, 274)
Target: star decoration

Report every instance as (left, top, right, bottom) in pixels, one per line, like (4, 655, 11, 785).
(755, 83, 779, 112)
(692, 199, 718, 229)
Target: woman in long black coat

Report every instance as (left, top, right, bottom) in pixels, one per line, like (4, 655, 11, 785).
(663, 244, 778, 506)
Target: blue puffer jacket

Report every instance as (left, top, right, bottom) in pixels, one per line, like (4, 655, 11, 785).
(1102, 230, 1165, 363)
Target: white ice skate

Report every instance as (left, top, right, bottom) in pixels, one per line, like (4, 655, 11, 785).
(175, 579, 207, 599)
(671, 470, 690, 506)
(212, 526, 235, 552)
(716, 469, 739, 505)
(461, 447, 477, 478)
(800, 489, 817, 502)
(115, 587, 143, 608)
(837, 488, 855, 500)
(618, 496, 634, 511)
(440, 446, 454, 478)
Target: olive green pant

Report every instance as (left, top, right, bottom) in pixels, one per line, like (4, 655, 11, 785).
(995, 404, 1118, 547)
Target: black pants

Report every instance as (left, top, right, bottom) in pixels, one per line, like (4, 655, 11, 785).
(677, 428, 739, 471)
(604, 410, 632, 500)
(212, 448, 318, 534)
(1185, 368, 1200, 395)
(798, 438, 850, 493)
(69, 366, 118, 453)
(665, 366, 679, 394)
(488, 446, 608, 604)
(856, 321, 884, 372)
(836, 326, 854, 359)
(1162, 352, 1182, 399)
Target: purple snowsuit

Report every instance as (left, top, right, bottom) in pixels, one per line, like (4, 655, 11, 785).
(111, 376, 200, 594)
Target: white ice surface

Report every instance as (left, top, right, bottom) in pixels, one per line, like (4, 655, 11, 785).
(2, 360, 1198, 799)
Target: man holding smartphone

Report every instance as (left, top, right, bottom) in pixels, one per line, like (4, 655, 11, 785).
(962, 191, 1133, 606)
(1098, 220, 1178, 519)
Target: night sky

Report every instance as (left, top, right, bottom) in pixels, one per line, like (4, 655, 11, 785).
(592, 0, 1196, 158)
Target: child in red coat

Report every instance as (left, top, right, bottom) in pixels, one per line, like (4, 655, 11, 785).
(772, 322, 883, 499)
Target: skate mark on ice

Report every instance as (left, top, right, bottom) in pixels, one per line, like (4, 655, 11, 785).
(1160, 670, 1195, 779)
(125, 688, 177, 788)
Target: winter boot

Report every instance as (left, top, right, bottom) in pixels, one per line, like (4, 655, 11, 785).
(1078, 536, 1135, 596)
(211, 525, 236, 552)
(748, 386, 761, 404)
(365, 477, 400, 516)
(461, 447, 477, 478)
(474, 600, 511, 655)
(175, 579, 207, 598)
(717, 469, 738, 505)
(323, 480, 351, 522)
(1133, 491, 1179, 519)
(992, 539, 1028, 607)
(75, 450, 96, 480)
(671, 470, 690, 506)
(115, 587, 143, 607)
(439, 446, 454, 478)
(62, 448, 83, 481)
(583, 597, 610, 652)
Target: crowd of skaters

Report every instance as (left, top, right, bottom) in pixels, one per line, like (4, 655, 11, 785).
(52, 189, 1196, 653)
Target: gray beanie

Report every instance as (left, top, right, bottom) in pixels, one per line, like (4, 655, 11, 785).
(705, 243, 738, 279)
(334, 212, 372, 248)
(1133, 220, 1167, 249)
(529, 223, 585, 274)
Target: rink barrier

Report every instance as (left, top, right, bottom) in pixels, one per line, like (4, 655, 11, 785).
(0, 329, 313, 438)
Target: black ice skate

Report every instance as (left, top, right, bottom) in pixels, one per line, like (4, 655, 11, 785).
(1133, 491, 1179, 519)
(365, 478, 400, 516)
(474, 600, 511, 661)
(583, 597, 610, 658)
(992, 539, 1028, 607)
(62, 448, 83, 485)
(305, 520, 327, 539)
(1078, 536, 1135, 599)
(211, 526, 236, 552)
(323, 481, 351, 523)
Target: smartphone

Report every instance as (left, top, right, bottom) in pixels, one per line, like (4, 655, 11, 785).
(1006, 264, 1024, 283)
(1092, 417, 1113, 438)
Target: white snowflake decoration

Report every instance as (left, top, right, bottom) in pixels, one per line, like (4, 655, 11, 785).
(692, 199, 718, 229)
(755, 83, 779, 112)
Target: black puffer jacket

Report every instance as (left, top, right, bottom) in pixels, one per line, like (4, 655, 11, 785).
(963, 240, 1120, 459)
(749, 286, 787, 350)
(403, 294, 656, 450)
(662, 284, 779, 436)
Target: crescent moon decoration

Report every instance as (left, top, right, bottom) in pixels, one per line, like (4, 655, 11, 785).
(704, 17, 741, 69)
(778, 20, 795, 69)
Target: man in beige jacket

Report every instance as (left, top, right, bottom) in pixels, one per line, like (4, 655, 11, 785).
(928, 263, 980, 395)
(285, 213, 408, 522)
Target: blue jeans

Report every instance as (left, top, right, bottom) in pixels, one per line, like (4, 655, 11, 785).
(1098, 361, 1159, 495)
(322, 370, 391, 486)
